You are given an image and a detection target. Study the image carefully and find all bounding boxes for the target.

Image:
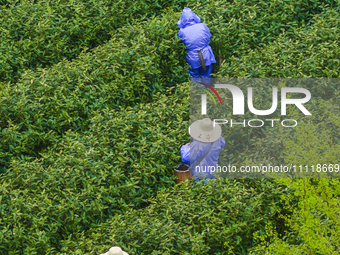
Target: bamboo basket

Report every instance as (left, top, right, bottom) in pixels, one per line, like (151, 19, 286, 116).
(174, 164, 191, 184)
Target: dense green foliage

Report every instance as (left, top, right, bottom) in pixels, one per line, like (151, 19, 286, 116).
(0, 0, 336, 83)
(56, 179, 289, 255)
(0, 87, 189, 253)
(218, 8, 340, 78)
(238, 90, 340, 169)
(0, 0, 188, 83)
(0, 11, 188, 173)
(195, 0, 338, 70)
(250, 119, 340, 254)
(1, 0, 340, 254)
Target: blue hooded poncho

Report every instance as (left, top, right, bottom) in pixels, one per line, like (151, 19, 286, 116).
(177, 8, 216, 69)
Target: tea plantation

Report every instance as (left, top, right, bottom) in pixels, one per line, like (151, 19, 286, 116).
(0, 0, 340, 254)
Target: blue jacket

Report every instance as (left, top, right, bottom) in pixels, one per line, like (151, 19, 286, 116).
(181, 137, 225, 179)
(177, 8, 216, 69)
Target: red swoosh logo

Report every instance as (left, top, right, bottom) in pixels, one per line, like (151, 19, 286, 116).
(199, 82, 222, 106)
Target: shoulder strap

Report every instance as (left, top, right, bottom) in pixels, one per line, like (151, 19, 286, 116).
(198, 50, 206, 70)
(188, 142, 213, 171)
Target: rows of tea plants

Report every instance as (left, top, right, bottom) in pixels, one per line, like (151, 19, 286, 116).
(217, 8, 340, 79)
(248, 99, 340, 254)
(213, 7, 340, 169)
(1, 0, 340, 254)
(0, 85, 190, 253)
(0, 10, 188, 173)
(193, 0, 337, 71)
(216, 6, 340, 254)
(0, 0, 335, 83)
(1, 0, 336, 173)
(0, 0, 189, 83)
(58, 179, 289, 255)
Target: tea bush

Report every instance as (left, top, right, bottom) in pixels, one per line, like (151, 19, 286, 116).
(0, 0, 189, 83)
(211, 5, 340, 249)
(0, 0, 335, 83)
(0, 11, 188, 172)
(1, 0, 340, 254)
(249, 102, 340, 254)
(2, 0, 338, 172)
(55, 179, 290, 255)
(211, 79, 340, 173)
(212, 8, 340, 169)
(0, 0, 20, 7)
(0, 85, 190, 253)
(191, 0, 337, 71)
(217, 8, 340, 79)
(237, 89, 340, 169)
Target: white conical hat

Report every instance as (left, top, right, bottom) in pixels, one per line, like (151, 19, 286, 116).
(188, 118, 221, 143)
(100, 246, 129, 255)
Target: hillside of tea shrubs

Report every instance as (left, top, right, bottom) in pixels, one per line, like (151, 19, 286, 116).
(0, 0, 340, 254)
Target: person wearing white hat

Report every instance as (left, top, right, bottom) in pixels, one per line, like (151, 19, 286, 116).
(100, 246, 129, 255)
(188, 118, 225, 180)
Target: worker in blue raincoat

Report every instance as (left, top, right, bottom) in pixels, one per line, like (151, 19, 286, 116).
(177, 7, 216, 78)
(181, 118, 225, 181)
